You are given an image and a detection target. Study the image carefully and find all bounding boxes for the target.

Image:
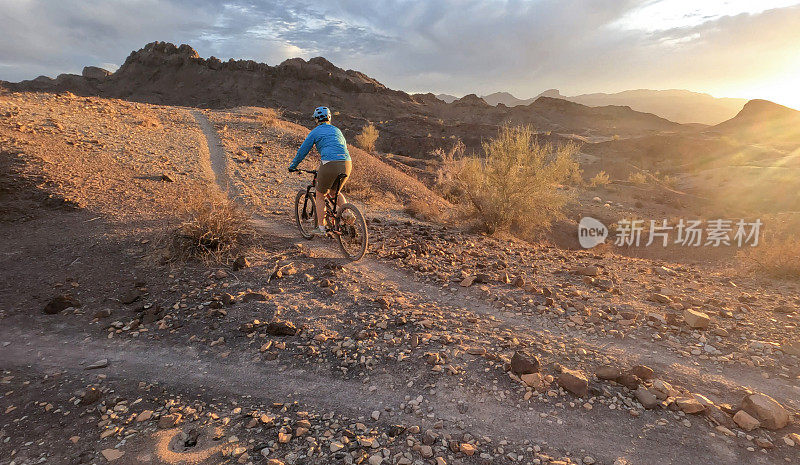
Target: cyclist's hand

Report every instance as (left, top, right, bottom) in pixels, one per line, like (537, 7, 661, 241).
(288, 167, 297, 173)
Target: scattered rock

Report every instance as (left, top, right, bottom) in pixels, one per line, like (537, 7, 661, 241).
(650, 293, 672, 304)
(683, 309, 710, 329)
(93, 308, 113, 319)
(43, 294, 80, 314)
(85, 358, 108, 370)
(119, 288, 140, 305)
(158, 413, 181, 428)
(575, 266, 601, 276)
(459, 443, 477, 456)
(629, 365, 654, 381)
(649, 379, 676, 400)
(617, 373, 640, 390)
(595, 365, 621, 381)
(634, 387, 659, 409)
(136, 410, 154, 422)
(510, 351, 540, 375)
(741, 393, 790, 430)
(675, 397, 705, 414)
(101, 449, 124, 461)
(266, 320, 297, 336)
(557, 368, 588, 397)
(733, 410, 760, 431)
(80, 387, 102, 405)
(520, 373, 546, 391)
(242, 292, 269, 303)
(160, 173, 175, 182)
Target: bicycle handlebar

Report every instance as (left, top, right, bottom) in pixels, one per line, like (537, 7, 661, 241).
(293, 168, 317, 175)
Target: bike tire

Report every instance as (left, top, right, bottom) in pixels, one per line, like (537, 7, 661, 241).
(335, 203, 368, 261)
(294, 189, 316, 240)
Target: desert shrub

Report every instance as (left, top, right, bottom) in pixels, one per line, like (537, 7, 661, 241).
(739, 215, 800, 279)
(260, 107, 283, 127)
(404, 198, 444, 222)
(444, 124, 579, 234)
(589, 170, 610, 187)
(355, 122, 379, 152)
(628, 171, 648, 185)
(660, 174, 678, 188)
(433, 140, 466, 201)
(164, 189, 256, 263)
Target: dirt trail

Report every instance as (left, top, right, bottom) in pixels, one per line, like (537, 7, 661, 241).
(193, 111, 796, 409)
(186, 111, 793, 464)
(1, 106, 793, 465)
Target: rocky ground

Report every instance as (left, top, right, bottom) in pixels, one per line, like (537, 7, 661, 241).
(1, 91, 799, 465)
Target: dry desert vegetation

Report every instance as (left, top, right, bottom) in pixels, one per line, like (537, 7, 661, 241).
(1, 42, 799, 465)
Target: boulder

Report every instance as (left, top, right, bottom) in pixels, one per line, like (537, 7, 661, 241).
(629, 365, 654, 381)
(742, 393, 790, 430)
(683, 309, 710, 329)
(733, 410, 760, 431)
(557, 368, 588, 397)
(520, 373, 546, 391)
(634, 387, 659, 409)
(43, 294, 80, 314)
(675, 397, 706, 414)
(266, 320, 297, 336)
(510, 351, 540, 375)
(649, 379, 677, 400)
(595, 365, 621, 381)
(618, 373, 641, 390)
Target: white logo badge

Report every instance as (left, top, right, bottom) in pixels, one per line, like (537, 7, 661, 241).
(578, 217, 608, 249)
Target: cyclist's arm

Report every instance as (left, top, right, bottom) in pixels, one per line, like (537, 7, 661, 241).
(289, 130, 316, 170)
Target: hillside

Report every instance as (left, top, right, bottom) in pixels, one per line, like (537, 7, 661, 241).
(709, 99, 800, 148)
(3, 41, 693, 159)
(2, 90, 800, 465)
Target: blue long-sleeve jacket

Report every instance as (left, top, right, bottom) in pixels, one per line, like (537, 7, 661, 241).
(289, 123, 351, 169)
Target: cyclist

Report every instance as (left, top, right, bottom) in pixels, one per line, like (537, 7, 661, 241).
(288, 106, 352, 235)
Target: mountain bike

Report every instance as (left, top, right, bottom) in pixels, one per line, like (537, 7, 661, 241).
(292, 168, 368, 261)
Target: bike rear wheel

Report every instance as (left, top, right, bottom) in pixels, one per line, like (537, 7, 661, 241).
(335, 203, 368, 261)
(294, 189, 316, 239)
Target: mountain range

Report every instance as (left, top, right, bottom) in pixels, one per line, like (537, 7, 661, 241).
(3, 41, 797, 162)
(437, 89, 749, 125)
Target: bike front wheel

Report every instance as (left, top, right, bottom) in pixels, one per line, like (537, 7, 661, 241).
(335, 203, 368, 261)
(294, 189, 316, 240)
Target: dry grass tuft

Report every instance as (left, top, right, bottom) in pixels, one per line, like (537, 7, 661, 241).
(138, 115, 162, 129)
(440, 124, 579, 235)
(260, 108, 283, 127)
(404, 199, 445, 222)
(161, 189, 256, 264)
(589, 170, 610, 187)
(739, 214, 800, 279)
(628, 171, 648, 185)
(355, 122, 379, 153)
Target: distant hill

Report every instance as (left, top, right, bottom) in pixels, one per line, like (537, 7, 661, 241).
(434, 93, 458, 103)
(710, 99, 800, 149)
(459, 88, 748, 125)
(568, 89, 748, 125)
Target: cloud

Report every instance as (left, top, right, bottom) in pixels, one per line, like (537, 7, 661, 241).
(1, 0, 799, 105)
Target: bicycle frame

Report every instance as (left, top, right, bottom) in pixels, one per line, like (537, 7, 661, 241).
(295, 169, 348, 229)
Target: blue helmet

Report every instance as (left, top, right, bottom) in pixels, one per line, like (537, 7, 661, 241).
(312, 106, 331, 122)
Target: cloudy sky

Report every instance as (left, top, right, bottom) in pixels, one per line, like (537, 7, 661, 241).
(2, 0, 800, 108)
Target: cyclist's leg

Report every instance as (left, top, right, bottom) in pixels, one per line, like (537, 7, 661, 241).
(335, 160, 353, 210)
(315, 189, 326, 228)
